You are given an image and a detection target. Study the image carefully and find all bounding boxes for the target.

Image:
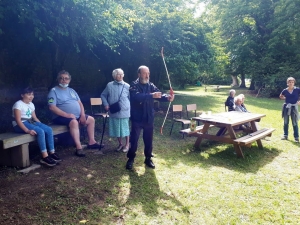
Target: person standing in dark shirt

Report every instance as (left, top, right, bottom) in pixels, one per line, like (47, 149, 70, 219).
(126, 65, 175, 170)
(279, 77, 300, 142)
(225, 89, 236, 111)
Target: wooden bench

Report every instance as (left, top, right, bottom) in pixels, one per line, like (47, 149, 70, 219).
(234, 128, 275, 147)
(0, 125, 69, 168)
(180, 124, 215, 138)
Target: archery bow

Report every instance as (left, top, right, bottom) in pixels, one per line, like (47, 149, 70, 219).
(160, 47, 174, 134)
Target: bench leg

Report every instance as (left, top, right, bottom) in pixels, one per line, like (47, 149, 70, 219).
(0, 146, 11, 166)
(12, 144, 31, 167)
(227, 125, 244, 158)
(256, 139, 263, 149)
(250, 121, 263, 149)
(194, 136, 203, 149)
(194, 123, 210, 149)
(233, 144, 244, 158)
(0, 144, 30, 168)
(216, 127, 227, 136)
(169, 122, 175, 135)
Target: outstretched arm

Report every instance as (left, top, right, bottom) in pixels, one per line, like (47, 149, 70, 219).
(129, 85, 153, 102)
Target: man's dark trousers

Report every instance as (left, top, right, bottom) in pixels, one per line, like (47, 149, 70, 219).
(127, 121, 153, 159)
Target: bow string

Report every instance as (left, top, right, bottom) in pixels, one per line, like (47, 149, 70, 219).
(160, 47, 174, 134)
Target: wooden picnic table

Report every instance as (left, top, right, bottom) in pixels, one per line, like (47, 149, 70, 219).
(189, 111, 275, 158)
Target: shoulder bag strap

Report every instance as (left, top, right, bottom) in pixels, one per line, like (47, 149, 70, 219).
(118, 84, 125, 101)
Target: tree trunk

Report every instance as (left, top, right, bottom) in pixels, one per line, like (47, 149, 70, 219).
(231, 75, 238, 86)
(50, 43, 62, 88)
(239, 73, 246, 88)
(50, 42, 69, 89)
(249, 79, 255, 90)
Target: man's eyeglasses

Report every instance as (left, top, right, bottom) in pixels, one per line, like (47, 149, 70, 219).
(59, 77, 70, 81)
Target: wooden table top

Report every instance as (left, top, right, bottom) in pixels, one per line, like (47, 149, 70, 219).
(192, 111, 266, 126)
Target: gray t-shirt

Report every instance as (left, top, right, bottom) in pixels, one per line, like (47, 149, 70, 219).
(48, 87, 81, 119)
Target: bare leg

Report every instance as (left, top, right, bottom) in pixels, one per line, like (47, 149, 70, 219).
(117, 137, 123, 146)
(85, 116, 97, 145)
(69, 119, 82, 149)
(124, 136, 129, 148)
(41, 152, 49, 158)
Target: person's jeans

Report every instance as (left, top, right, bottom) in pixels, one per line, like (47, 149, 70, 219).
(14, 121, 55, 153)
(283, 115, 299, 139)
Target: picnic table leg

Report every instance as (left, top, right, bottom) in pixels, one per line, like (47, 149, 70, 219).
(250, 121, 263, 149)
(216, 127, 227, 136)
(227, 125, 244, 158)
(194, 123, 210, 149)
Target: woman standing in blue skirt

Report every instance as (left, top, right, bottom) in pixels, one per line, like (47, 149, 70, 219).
(101, 69, 130, 152)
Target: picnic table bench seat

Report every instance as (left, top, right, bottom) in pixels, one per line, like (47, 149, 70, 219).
(0, 125, 69, 168)
(180, 124, 215, 136)
(234, 128, 275, 147)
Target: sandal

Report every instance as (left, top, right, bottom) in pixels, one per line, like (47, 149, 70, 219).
(116, 145, 123, 152)
(87, 143, 105, 149)
(75, 149, 85, 157)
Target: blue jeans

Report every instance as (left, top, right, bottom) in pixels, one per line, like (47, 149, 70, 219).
(14, 121, 55, 153)
(283, 115, 299, 139)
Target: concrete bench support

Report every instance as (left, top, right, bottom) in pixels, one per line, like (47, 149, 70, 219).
(0, 143, 30, 167)
(0, 125, 68, 168)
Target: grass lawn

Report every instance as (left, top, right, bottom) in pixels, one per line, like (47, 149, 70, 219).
(0, 85, 299, 225)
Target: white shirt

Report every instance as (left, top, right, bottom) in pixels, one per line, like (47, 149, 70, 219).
(12, 100, 35, 126)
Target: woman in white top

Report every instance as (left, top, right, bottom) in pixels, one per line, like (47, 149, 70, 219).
(234, 96, 248, 112)
(12, 87, 61, 167)
(234, 95, 250, 129)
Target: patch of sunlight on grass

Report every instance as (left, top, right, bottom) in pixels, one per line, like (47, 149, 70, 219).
(135, 167, 146, 176)
(199, 152, 210, 159)
(117, 175, 130, 205)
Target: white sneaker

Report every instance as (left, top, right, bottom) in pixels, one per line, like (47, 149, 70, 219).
(122, 146, 129, 153)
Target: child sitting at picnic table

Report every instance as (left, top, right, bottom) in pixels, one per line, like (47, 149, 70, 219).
(279, 77, 300, 142)
(12, 87, 61, 166)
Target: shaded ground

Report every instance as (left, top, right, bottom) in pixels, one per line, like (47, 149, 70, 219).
(0, 143, 117, 225)
(0, 107, 168, 225)
(1, 89, 293, 225)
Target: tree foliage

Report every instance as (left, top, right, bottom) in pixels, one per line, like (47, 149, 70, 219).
(1, 0, 300, 99)
(205, 0, 300, 96)
(0, 0, 214, 96)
